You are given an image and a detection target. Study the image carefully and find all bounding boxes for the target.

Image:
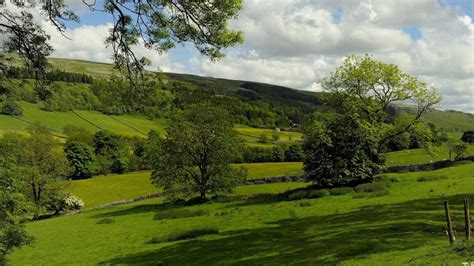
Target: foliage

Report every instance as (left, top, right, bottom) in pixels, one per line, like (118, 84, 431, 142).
(0, 126, 70, 219)
(303, 117, 381, 188)
(149, 104, 247, 202)
(0, 1, 243, 85)
(92, 131, 130, 174)
(448, 141, 468, 161)
(64, 142, 98, 179)
(304, 55, 440, 188)
(0, 98, 23, 116)
(284, 143, 304, 162)
(0, 163, 33, 263)
(461, 131, 474, 144)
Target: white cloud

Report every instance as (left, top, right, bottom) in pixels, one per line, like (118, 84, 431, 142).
(188, 0, 474, 113)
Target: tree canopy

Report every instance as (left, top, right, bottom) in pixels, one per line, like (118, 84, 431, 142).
(148, 104, 247, 202)
(304, 55, 440, 187)
(0, 0, 244, 84)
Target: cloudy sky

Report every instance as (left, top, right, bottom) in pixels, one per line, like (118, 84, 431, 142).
(3, 0, 474, 113)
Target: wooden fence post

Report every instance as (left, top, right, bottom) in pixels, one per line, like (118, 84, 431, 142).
(444, 200, 455, 243)
(465, 198, 471, 241)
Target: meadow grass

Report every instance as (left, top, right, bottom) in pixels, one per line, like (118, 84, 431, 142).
(10, 163, 474, 265)
(236, 162, 303, 179)
(0, 101, 166, 137)
(68, 163, 305, 208)
(385, 144, 474, 166)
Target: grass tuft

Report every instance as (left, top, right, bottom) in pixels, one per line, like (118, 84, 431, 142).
(96, 218, 115, 225)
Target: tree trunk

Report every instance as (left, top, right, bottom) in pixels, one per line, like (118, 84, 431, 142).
(199, 190, 206, 203)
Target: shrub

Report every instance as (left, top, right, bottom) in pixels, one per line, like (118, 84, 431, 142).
(154, 209, 208, 220)
(354, 182, 390, 193)
(45, 193, 84, 213)
(329, 187, 354, 195)
(417, 175, 448, 182)
(64, 194, 84, 210)
(308, 189, 330, 198)
(148, 227, 219, 244)
(1, 100, 23, 116)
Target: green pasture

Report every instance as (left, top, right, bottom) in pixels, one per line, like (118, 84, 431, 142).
(10, 163, 474, 265)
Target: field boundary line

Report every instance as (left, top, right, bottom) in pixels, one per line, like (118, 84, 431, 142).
(108, 115, 147, 136)
(71, 110, 105, 131)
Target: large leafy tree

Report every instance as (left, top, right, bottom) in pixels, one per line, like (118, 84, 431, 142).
(0, 0, 244, 84)
(15, 125, 70, 219)
(0, 136, 33, 263)
(304, 55, 440, 187)
(148, 104, 247, 202)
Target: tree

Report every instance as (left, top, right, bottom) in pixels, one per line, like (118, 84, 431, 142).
(64, 142, 98, 179)
(92, 131, 129, 174)
(0, 1, 243, 84)
(303, 116, 380, 188)
(448, 141, 468, 161)
(284, 143, 304, 162)
(11, 126, 70, 219)
(304, 55, 440, 187)
(461, 130, 474, 144)
(0, 146, 33, 263)
(149, 104, 247, 202)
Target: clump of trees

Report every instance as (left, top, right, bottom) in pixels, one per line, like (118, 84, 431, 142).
(303, 55, 440, 188)
(461, 130, 474, 144)
(148, 104, 247, 202)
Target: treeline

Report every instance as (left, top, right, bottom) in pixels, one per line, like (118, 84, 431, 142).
(1, 66, 93, 84)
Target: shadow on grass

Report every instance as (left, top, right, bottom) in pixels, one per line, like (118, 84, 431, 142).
(99, 193, 474, 265)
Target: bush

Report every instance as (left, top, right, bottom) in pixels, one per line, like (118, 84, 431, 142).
(154, 209, 208, 220)
(147, 227, 219, 244)
(308, 189, 330, 198)
(45, 193, 84, 213)
(329, 187, 354, 195)
(1, 100, 23, 116)
(110, 156, 129, 174)
(417, 175, 448, 182)
(354, 182, 390, 193)
(64, 194, 84, 210)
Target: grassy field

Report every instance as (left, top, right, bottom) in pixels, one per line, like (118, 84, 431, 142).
(0, 102, 166, 137)
(10, 162, 474, 265)
(67, 162, 304, 208)
(385, 144, 474, 166)
(234, 125, 303, 142)
(242, 162, 303, 179)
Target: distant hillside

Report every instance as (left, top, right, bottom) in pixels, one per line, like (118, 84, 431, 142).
(2, 57, 472, 135)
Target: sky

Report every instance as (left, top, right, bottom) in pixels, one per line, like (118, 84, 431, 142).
(2, 0, 474, 113)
